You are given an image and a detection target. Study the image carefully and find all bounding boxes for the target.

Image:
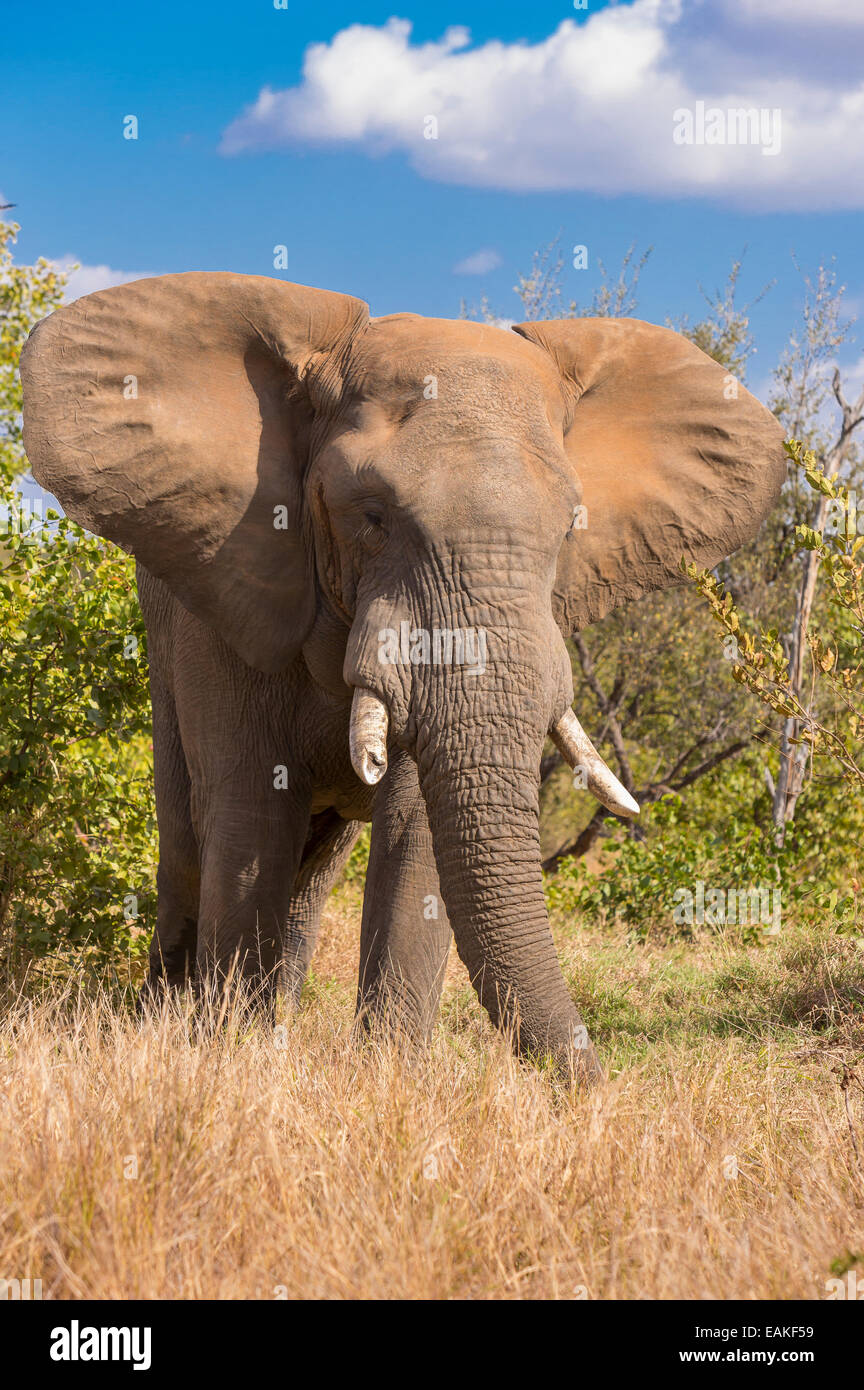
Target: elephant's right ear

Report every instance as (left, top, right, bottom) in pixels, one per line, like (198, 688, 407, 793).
(513, 316, 787, 634)
(20, 272, 369, 671)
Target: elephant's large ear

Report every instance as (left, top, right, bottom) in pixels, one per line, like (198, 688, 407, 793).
(513, 317, 787, 634)
(20, 272, 369, 671)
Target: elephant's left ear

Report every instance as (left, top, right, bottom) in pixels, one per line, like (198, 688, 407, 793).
(513, 316, 787, 633)
(20, 272, 369, 672)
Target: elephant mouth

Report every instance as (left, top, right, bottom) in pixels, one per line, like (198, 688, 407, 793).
(348, 685, 639, 819)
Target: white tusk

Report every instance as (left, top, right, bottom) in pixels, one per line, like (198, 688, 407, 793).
(550, 707, 640, 819)
(349, 687, 389, 786)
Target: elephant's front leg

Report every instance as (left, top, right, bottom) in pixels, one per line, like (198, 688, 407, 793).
(173, 648, 314, 995)
(356, 750, 452, 1042)
(194, 796, 311, 994)
(144, 663, 200, 995)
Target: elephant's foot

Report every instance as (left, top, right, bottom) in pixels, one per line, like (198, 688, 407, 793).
(353, 972, 437, 1051)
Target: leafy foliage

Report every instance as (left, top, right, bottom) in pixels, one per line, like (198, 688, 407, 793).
(544, 775, 859, 943)
(0, 221, 156, 976)
(0, 221, 67, 488)
(692, 440, 864, 790)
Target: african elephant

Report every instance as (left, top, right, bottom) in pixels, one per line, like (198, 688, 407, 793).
(19, 273, 785, 1080)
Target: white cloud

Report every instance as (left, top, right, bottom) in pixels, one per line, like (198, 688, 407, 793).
(730, 0, 864, 28)
(51, 256, 156, 302)
(221, 2, 864, 210)
(453, 248, 502, 275)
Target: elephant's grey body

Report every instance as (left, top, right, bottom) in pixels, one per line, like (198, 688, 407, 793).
(20, 272, 787, 1079)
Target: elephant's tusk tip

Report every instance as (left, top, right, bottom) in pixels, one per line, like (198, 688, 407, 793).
(356, 748, 387, 785)
(615, 789, 641, 819)
(349, 686, 390, 786)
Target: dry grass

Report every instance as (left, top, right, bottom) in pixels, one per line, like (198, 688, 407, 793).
(1, 892, 863, 1300)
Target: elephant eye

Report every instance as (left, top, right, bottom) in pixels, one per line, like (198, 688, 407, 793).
(358, 510, 387, 550)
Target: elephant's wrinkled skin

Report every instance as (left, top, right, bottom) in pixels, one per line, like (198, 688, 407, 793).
(20, 274, 786, 1079)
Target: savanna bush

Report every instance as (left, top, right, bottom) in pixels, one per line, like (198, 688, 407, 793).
(544, 774, 859, 941)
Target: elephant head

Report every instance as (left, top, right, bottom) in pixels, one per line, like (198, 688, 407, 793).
(20, 274, 786, 1072)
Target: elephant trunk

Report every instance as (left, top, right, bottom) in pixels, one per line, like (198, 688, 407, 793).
(412, 674, 604, 1083)
(343, 566, 626, 1081)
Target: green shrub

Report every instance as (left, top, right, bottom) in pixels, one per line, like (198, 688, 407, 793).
(0, 498, 157, 973)
(1, 220, 157, 979)
(545, 793, 814, 941)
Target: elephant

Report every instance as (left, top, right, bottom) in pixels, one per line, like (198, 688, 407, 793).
(19, 273, 786, 1080)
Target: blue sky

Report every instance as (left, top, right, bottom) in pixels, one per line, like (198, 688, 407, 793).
(3, 0, 864, 397)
